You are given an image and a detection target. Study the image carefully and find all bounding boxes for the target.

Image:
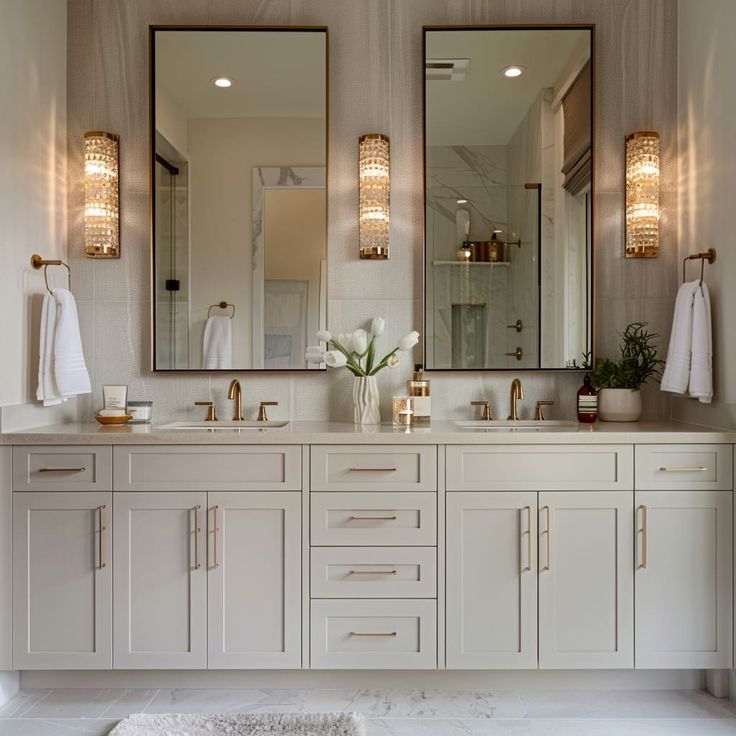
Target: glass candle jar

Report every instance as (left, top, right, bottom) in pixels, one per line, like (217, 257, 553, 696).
(392, 395, 414, 426)
(127, 400, 153, 424)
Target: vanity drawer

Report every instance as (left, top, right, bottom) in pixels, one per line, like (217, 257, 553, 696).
(635, 444, 733, 490)
(310, 599, 437, 669)
(12, 446, 112, 491)
(311, 445, 436, 492)
(113, 445, 301, 491)
(311, 493, 436, 546)
(445, 445, 633, 491)
(311, 547, 437, 598)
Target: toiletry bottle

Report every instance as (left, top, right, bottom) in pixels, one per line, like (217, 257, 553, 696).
(408, 366, 431, 425)
(577, 374, 598, 423)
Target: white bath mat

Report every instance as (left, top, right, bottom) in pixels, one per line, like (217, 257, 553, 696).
(108, 712, 367, 736)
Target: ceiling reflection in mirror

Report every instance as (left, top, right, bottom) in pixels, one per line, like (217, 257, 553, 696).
(424, 27, 593, 370)
(152, 28, 327, 371)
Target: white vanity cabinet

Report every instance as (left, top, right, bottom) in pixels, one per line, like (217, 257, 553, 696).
(635, 490, 733, 669)
(207, 492, 301, 669)
(113, 492, 208, 669)
(13, 492, 112, 669)
(538, 491, 633, 669)
(446, 492, 537, 669)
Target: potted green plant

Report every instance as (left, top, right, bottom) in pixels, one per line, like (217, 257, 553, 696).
(591, 322, 664, 421)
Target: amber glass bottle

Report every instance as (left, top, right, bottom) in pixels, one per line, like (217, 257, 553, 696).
(577, 374, 598, 423)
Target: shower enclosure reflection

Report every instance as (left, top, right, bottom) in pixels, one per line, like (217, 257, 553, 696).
(424, 26, 593, 370)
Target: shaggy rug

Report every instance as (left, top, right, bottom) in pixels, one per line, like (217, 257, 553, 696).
(108, 712, 367, 736)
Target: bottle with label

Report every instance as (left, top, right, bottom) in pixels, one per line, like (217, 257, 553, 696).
(577, 374, 598, 423)
(408, 366, 431, 425)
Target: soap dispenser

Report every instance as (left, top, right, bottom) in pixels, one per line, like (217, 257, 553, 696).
(408, 366, 431, 425)
(577, 374, 598, 423)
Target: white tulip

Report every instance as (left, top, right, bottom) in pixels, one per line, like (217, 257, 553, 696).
(387, 353, 400, 368)
(336, 333, 351, 349)
(397, 330, 420, 351)
(316, 329, 332, 343)
(370, 317, 385, 337)
(351, 329, 368, 354)
(324, 350, 347, 368)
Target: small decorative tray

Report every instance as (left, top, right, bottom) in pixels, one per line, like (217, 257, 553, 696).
(95, 414, 132, 425)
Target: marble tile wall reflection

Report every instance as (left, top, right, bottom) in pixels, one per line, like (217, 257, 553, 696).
(67, 0, 677, 423)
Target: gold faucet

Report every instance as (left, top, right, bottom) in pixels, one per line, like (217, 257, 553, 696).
(227, 379, 244, 421)
(508, 378, 524, 420)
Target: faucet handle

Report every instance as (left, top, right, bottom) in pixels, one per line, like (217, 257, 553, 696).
(471, 400, 492, 421)
(194, 401, 217, 422)
(258, 401, 278, 422)
(534, 400, 555, 421)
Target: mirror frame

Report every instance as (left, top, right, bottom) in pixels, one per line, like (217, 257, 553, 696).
(421, 24, 595, 372)
(148, 25, 329, 373)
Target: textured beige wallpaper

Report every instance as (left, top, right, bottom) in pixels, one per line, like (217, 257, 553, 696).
(66, 0, 678, 423)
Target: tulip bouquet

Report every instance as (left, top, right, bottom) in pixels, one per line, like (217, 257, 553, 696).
(306, 319, 420, 424)
(305, 317, 420, 376)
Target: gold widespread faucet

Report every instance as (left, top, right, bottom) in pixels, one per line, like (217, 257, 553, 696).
(228, 379, 244, 421)
(508, 378, 524, 420)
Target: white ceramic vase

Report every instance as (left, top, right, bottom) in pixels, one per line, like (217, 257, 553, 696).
(353, 375, 381, 425)
(598, 388, 642, 422)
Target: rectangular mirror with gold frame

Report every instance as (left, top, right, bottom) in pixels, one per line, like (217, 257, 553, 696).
(150, 26, 328, 371)
(423, 25, 594, 370)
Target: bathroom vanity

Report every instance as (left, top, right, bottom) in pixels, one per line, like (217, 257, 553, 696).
(1, 421, 733, 675)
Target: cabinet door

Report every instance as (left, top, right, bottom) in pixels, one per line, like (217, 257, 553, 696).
(446, 492, 537, 669)
(13, 492, 112, 669)
(113, 492, 207, 669)
(538, 492, 633, 669)
(207, 492, 301, 668)
(635, 490, 733, 669)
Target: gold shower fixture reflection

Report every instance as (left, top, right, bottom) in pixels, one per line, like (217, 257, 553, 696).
(625, 131, 660, 258)
(84, 131, 120, 258)
(359, 133, 390, 259)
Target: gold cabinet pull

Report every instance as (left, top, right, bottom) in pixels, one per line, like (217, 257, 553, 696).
(212, 505, 220, 569)
(350, 631, 397, 637)
(348, 569, 398, 575)
(507, 319, 523, 333)
(349, 467, 398, 472)
(193, 505, 202, 570)
(658, 466, 707, 472)
(541, 506, 551, 571)
(505, 347, 523, 360)
(521, 506, 532, 572)
(38, 467, 86, 473)
(638, 505, 648, 569)
(349, 514, 398, 521)
(98, 505, 107, 570)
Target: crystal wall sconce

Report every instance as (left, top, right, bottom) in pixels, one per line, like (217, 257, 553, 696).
(359, 133, 390, 259)
(84, 131, 120, 258)
(625, 131, 660, 259)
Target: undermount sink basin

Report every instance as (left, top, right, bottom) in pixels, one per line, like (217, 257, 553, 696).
(160, 420, 289, 430)
(455, 419, 579, 431)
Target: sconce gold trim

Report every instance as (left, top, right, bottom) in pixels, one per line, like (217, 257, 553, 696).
(625, 131, 660, 259)
(359, 133, 390, 260)
(84, 131, 120, 259)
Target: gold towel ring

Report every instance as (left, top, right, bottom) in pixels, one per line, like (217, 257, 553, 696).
(207, 301, 235, 319)
(31, 254, 71, 294)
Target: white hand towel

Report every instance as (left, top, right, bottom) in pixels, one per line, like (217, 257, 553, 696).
(36, 288, 91, 405)
(203, 316, 232, 369)
(661, 281, 699, 395)
(689, 282, 713, 403)
(36, 292, 62, 406)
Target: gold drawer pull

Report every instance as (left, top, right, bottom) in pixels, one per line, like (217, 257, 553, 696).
(348, 569, 398, 575)
(38, 467, 86, 473)
(659, 466, 707, 472)
(97, 505, 107, 570)
(350, 631, 397, 637)
(638, 505, 648, 569)
(349, 515, 398, 521)
(349, 467, 398, 472)
(193, 505, 202, 570)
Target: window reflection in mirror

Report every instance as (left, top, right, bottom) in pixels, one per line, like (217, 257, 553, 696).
(152, 28, 327, 371)
(424, 27, 593, 370)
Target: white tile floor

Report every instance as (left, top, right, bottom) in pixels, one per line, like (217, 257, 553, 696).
(0, 688, 735, 734)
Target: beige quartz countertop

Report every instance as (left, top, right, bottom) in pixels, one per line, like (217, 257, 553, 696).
(1, 420, 734, 445)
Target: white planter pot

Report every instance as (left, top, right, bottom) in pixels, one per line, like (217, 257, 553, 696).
(353, 375, 381, 425)
(598, 388, 642, 422)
